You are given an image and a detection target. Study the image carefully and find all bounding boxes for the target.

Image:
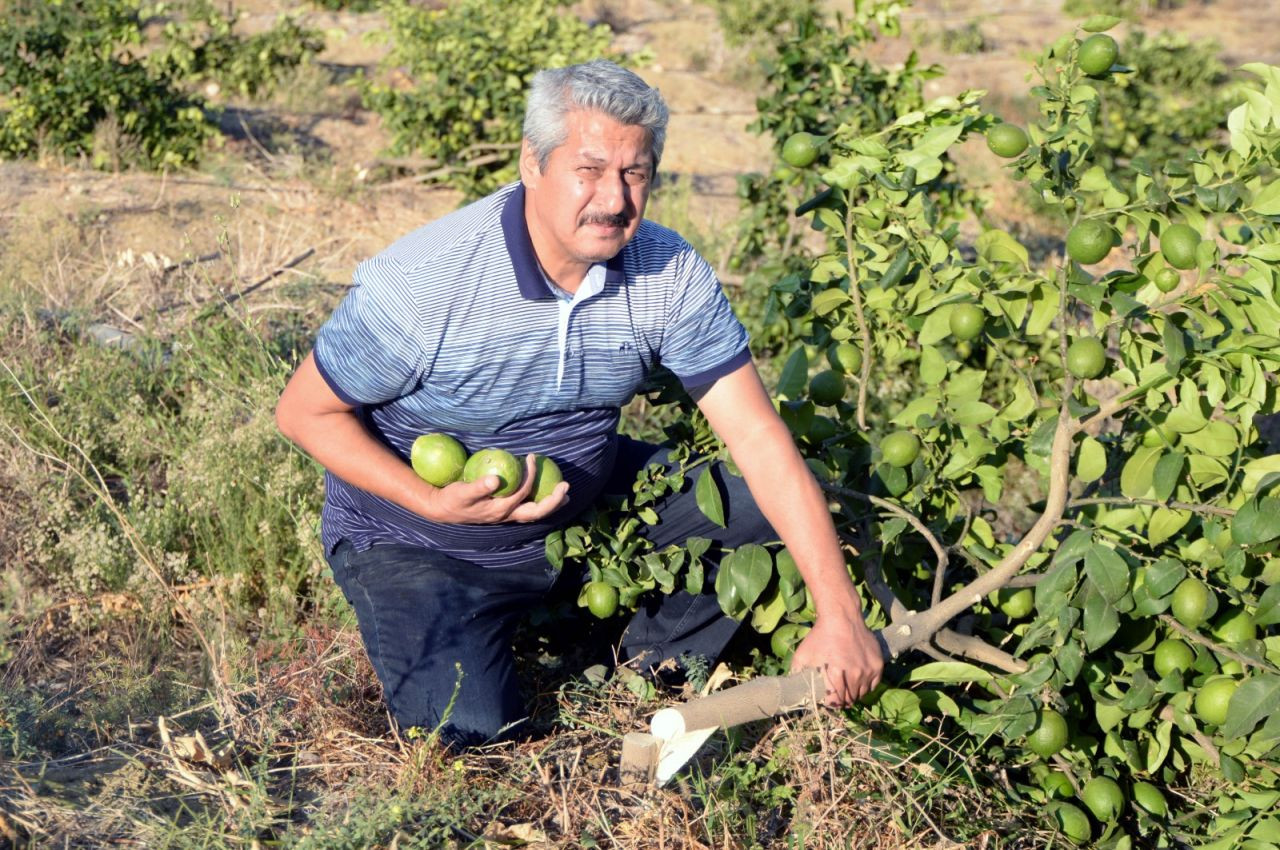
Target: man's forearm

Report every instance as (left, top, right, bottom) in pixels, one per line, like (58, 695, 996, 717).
(279, 404, 438, 520)
(728, 416, 865, 621)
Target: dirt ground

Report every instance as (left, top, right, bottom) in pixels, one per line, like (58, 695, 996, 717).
(3, 0, 1280, 322)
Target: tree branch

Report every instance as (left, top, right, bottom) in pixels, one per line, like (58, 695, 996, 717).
(1069, 496, 1236, 518)
(842, 196, 872, 432)
(934, 629, 1029, 674)
(1158, 614, 1280, 675)
(1159, 705, 1219, 769)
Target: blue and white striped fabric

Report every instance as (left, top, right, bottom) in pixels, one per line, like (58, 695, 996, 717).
(313, 181, 750, 568)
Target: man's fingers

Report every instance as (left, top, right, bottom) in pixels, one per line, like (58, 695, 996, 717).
(508, 481, 570, 522)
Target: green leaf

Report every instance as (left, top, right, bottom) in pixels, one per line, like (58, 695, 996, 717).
(544, 530, 565, 570)
(1153, 451, 1185, 502)
(1077, 436, 1107, 483)
(1121, 446, 1163, 499)
(905, 661, 994, 685)
(695, 467, 726, 528)
(1081, 14, 1122, 31)
(715, 544, 772, 618)
(920, 345, 947, 385)
(1148, 508, 1191, 547)
(1083, 584, 1120, 651)
(1179, 420, 1240, 458)
(1162, 320, 1187, 375)
(1086, 543, 1130, 604)
(750, 585, 788, 633)
(1232, 496, 1280, 545)
(975, 229, 1029, 268)
(1222, 674, 1280, 739)
(776, 347, 808, 400)
(873, 688, 923, 730)
(811, 288, 849, 317)
(1242, 456, 1280, 496)
(951, 401, 997, 426)
(1255, 585, 1280, 627)
(1252, 178, 1280, 216)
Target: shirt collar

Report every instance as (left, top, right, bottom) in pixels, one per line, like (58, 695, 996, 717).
(501, 182, 626, 300)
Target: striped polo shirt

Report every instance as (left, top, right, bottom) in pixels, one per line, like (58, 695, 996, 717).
(312, 181, 750, 568)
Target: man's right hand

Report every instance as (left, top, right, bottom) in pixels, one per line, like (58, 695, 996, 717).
(427, 453, 570, 524)
(277, 352, 569, 528)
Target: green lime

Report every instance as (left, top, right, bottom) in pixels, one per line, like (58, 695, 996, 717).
(1170, 577, 1212, 629)
(997, 587, 1035, 619)
(1026, 708, 1069, 758)
(880, 431, 921, 468)
(1066, 219, 1116, 265)
(1080, 775, 1124, 822)
(1213, 609, 1256, 644)
(1193, 676, 1238, 727)
(1153, 268, 1181, 293)
(584, 581, 619, 619)
(528, 455, 564, 503)
(949, 303, 986, 341)
(826, 342, 863, 374)
(986, 123, 1029, 158)
(809, 370, 846, 406)
(1078, 33, 1119, 77)
(1161, 224, 1201, 270)
(781, 132, 821, 168)
(1049, 802, 1092, 844)
(1153, 638, 1194, 678)
(1041, 771, 1074, 800)
(1132, 781, 1168, 818)
(462, 448, 524, 497)
(1065, 337, 1107, 379)
(410, 433, 468, 488)
(770, 623, 811, 659)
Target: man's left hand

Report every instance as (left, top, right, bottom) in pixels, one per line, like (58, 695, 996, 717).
(790, 612, 884, 708)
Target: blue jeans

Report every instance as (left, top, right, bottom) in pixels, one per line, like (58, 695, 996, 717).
(326, 436, 776, 747)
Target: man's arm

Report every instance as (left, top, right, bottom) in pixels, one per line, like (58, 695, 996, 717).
(275, 351, 569, 524)
(693, 360, 884, 706)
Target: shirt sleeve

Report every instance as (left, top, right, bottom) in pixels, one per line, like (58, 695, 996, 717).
(313, 255, 428, 406)
(659, 246, 752, 389)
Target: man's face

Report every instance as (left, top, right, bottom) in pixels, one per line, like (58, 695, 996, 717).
(520, 109, 653, 279)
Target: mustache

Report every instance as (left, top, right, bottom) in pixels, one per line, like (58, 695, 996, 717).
(578, 211, 628, 228)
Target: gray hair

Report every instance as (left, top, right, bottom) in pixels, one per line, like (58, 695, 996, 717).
(523, 60, 669, 174)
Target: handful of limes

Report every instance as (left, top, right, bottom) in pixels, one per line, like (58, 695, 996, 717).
(410, 433, 562, 501)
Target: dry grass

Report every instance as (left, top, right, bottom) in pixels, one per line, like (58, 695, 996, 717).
(0, 591, 1044, 848)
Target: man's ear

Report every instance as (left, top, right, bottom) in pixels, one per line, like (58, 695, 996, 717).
(519, 140, 541, 187)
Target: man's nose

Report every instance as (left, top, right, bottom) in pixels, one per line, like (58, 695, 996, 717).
(594, 172, 628, 215)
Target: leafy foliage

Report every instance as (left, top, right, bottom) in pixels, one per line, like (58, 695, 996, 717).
(729, 1, 979, 356)
(1091, 30, 1239, 180)
(560, 13, 1280, 847)
(0, 0, 212, 168)
(0, 0, 324, 169)
(360, 0, 623, 197)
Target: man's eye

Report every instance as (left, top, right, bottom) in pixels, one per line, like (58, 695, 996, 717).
(624, 170, 650, 185)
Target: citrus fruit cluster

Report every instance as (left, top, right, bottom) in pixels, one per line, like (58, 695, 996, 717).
(410, 433, 562, 501)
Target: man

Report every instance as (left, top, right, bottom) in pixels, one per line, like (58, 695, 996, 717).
(276, 60, 882, 747)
